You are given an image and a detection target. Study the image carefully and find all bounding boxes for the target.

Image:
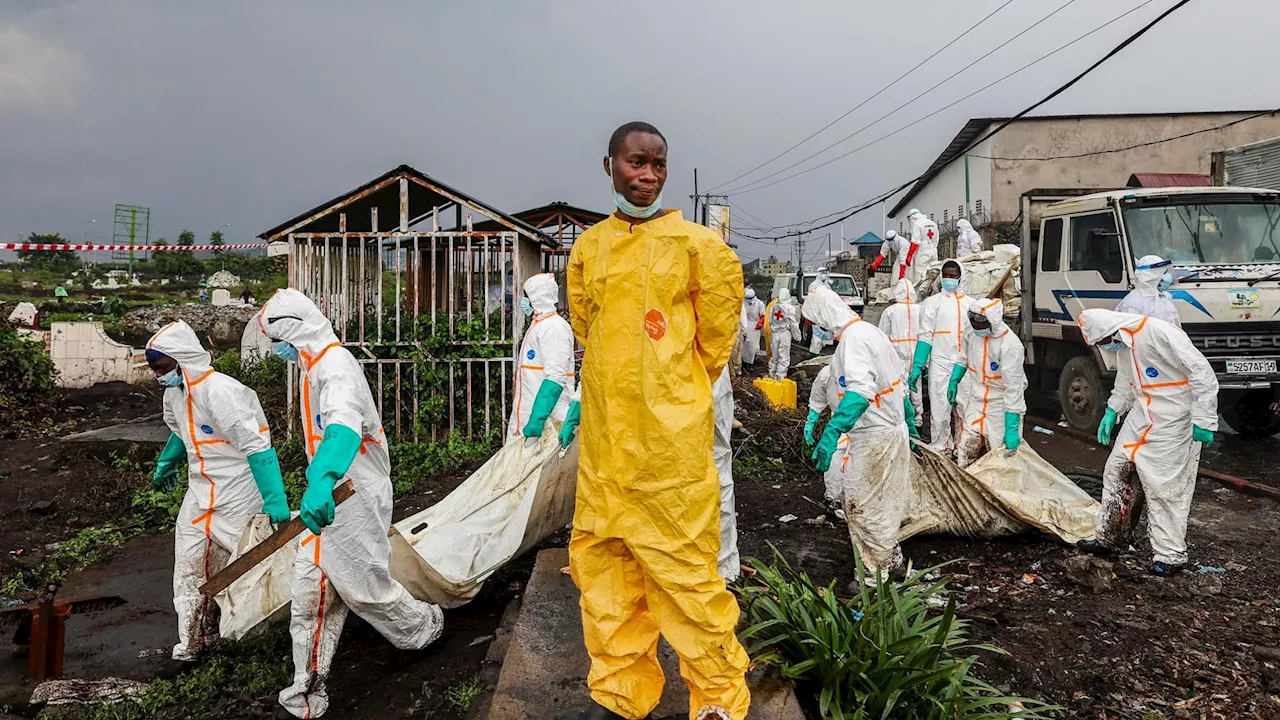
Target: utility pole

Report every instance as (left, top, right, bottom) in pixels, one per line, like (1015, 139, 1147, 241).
(692, 168, 699, 224)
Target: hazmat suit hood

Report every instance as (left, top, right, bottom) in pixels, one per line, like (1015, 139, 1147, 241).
(956, 219, 973, 231)
(745, 288, 756, 300)
(971, 298, 1008, 335)
(777, 287, 791, 303)
(803, 284, 857, 334)
(885, 230, 897, 240)
(1134, 254, 1171, 298)
(523, 273, 559, 314)
(257, 288, 340, 356)
(892, 277, 917, 304)
(1079, 308, 1146, 347)
(146, 320, 212, 379)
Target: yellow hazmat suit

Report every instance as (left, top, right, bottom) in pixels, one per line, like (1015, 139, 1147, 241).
(567, 210, 750, 720)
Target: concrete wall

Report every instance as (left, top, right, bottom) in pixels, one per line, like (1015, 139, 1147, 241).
(988, 112, 1280, 216)
(899, 136, 994, 234)
(50, 322, 150, 389)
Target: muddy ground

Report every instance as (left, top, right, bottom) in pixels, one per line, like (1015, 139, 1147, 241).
(3, 358, 1279, 719)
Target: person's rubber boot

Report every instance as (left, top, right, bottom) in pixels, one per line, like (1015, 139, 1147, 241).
(554, 702, 633, 720)
(1076, 539, 1114, 556)
(1149, 561, 1184, 577)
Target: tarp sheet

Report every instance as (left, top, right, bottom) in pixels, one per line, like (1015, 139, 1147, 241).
(216, 513, 296, 640)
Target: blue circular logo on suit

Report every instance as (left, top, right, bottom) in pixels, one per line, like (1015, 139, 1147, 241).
(837, 376, 847, 388)
(990, 361, 999, 371)
(315, 414, 323, 430)
(200, 424, 214, 435)
(1145, 367, 1159, 378)
(526, 349, 536, 360)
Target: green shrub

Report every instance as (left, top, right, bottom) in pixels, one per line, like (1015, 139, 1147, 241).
(0, 318, 58, 414)
(738, 547, 1059, 719)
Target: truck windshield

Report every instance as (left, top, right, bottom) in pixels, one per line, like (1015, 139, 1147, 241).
(1124, 202, 1280, 264)
(805, 276, 858, 296)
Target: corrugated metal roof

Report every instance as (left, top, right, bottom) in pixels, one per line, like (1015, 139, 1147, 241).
(1126, 173, 1212, 188)
(851, 231, 882, 245)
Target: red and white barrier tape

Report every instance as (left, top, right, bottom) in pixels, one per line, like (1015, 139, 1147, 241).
(2, 243, 267, 252)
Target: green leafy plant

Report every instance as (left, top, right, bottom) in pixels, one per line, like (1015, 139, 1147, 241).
(0, 318, 58, 415)
(738, 546, 1059, 719)
(444, 674, 493, 714)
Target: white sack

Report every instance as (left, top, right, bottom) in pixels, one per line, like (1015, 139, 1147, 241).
(216, 513, 297, 640)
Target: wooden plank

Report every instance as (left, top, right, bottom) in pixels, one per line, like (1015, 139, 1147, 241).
(199, 480, 356, 598)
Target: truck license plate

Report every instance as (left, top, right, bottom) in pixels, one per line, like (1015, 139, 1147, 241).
(1226, 359, 1276, 374)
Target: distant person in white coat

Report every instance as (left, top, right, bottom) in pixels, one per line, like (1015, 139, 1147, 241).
(1116, 255, 1181, 328)
(955, 219, 983, 259)
(740, 288, 765, 369)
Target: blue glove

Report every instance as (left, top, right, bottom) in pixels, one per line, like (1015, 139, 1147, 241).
(1192, 425, 1214, 445)
(947, 363, 967, 406)
(521, 379, 565, 438)
(153, 432, 186, 492)
(247, 448, 291, 524)
(559, 400, 581, 448)
(904, 396, 920, 440)
(302, 424, 362, 534)
(1097, 407, 1118, 446)
(812, 393, 870, 472)
(1003, 412, 1021, 451)
(803, 409, 820, 446)
(908, 341, 932, 391)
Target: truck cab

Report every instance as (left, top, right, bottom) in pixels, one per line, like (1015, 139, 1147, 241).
(1022, 186, 1280, 436)
(771, 271, 864, 346)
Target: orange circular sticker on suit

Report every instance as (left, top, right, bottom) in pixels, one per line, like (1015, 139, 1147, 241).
(644, 308, 667, 341)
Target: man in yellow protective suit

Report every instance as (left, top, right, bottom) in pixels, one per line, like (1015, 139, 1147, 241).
(564, 121, 750, 720)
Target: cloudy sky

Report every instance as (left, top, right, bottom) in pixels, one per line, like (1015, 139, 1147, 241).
(1, 0, 1276, 262)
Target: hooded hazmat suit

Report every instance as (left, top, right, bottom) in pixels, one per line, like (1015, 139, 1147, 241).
(566, 211, 750, 720)
(808, 366, 851, 508)
(259, 289, 443, 719)
(767, 288, 802, 379)
(148, 321, 276, 662)
(1115, 255, 1181, 328)
(713, 366, 740, 582)
(740, 289, 765, 368)
(912, 261, 970, 453)
(954, 299, 1027, 468)
(877, 278, 922, 424)
(1079, 309, 1218, 566)
(871, 230, 912, 280)
(507, 274, 576, 441)
(803, 285, 910, 576)
(955, 219, 983, 259)
(906, 210, 939, 285)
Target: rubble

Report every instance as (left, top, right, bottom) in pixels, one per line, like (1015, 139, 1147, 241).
(124, 303, 259, 345)
(1060, 554, 1115, 593)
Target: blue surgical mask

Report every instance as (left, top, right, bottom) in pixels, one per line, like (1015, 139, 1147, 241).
(612, 190, 663, 219)
(941, 278, 960, 293)
(973, 328, 992, 338)
(1157, 272, 1174, 292)
(158, 369, 183, 388)
(272, 341, 300, 362)
(1101, 341, 1124, 353)
(520, 297, 534, 317)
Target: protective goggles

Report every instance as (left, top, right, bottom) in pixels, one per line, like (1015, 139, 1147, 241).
(1135, 259, 1173, 271)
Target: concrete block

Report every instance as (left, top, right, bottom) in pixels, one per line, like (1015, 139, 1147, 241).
(487, 548, 804, 720)
(211, 289, 232, 306)
(7, 301, 37, 327)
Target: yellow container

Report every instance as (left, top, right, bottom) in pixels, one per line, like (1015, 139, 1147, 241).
(752, 377, 797, 410)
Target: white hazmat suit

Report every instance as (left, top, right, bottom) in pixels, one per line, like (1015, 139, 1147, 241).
(768, 288, 802, 379)
(955, 219, 983, 259)
(877, 278, 922, 425)
(955, 299, 1028, 468)
(1115, 255, 1181, 328)
(914, 262, 970, 453)
(807, 366, 850, 507)
(506, 274, 576, 441)
(906, 209, 939, 285)
(740, 288, 765, 368)
(712, 366, 740, 582)
(873, 230, 912, 281)
(259, 289, 444, 719)
(1080, 309, 1218, 567)
(149, 321, 272, 662)
(803, 286, 910, 576)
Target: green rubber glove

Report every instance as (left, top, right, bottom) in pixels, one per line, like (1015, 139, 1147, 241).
(803, 409, 820, 445)
(812, 393, 870, 472)
(908, 341, 932, 391)
(947, 363, 968, 406)
(521, 379, 565, 438)
(1003, 412, 1021, 451)
(153, 432, 187, 492)
(1192, 424, 1214, 445)
(904, 396, 920, 439)
(1097, 407, 1118, 446)
(559, 400, 581, 448)
(302, 424, 362, 534)
(247, 448, 290, 524)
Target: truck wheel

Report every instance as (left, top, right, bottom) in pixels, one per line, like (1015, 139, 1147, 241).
(1058, 355, 1106, 432)
(1223, 388, 1280, 439)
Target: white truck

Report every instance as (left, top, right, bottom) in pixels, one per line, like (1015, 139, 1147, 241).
(1019, 186, 1280, 437)
(771, 271, 864, 347)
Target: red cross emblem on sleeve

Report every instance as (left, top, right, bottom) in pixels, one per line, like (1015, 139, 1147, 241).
(927, 229, 935, 240)
(773, 309, 784, 321)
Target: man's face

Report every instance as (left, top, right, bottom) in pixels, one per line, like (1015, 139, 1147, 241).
(942, 265, 961, 280)
(604, 132, 667, 208)
(147, 354, 178, 378)
(968, 311, 991, 332)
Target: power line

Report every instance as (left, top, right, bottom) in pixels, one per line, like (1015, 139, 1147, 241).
(724, 0, 1152, 201)
(719, 0, 1089, 197)
(733, 0, 1196, 241)
(705, 0, 1020, 193)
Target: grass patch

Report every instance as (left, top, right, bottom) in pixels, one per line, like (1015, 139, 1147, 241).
(444, 674, 493, 715)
